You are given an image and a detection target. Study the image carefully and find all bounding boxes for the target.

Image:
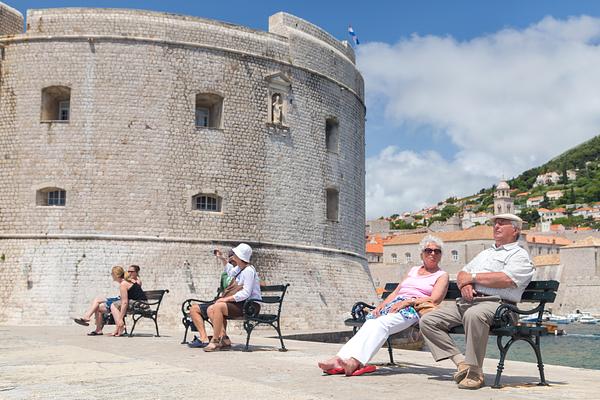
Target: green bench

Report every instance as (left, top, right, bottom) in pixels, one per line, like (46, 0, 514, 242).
(346, 280, 559, 388)
(181, 284, 290, 351)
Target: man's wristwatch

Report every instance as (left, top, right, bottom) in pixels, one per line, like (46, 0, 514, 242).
(471, 272, 477, 284)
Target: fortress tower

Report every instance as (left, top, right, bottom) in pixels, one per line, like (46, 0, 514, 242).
(0, 3, 373, 330)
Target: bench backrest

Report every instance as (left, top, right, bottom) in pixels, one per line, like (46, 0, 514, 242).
(445, 280, 559, 303)
(379, 280, 559, 303)
(135, 289, 169, 314)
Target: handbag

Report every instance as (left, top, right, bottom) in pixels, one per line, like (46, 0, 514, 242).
(221, 269, 244, 298)
(414, 300, 437, 317)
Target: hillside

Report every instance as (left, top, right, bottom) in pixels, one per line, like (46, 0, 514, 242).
(508, 135, 600, 192)
(387, 134, 600, 230)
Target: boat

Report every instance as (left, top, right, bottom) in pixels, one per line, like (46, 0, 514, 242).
(579, 312, 599, 324)
(549, 315, 571, 324)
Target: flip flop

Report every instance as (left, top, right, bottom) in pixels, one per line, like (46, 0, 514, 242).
(87, 331, 103, 336)
(74, 318, 90, 326)
(324, 368, 345, 375)
(351, 365, 377, 376)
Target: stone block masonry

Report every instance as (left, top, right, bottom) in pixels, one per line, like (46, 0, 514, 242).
(0, 3, 375, 330)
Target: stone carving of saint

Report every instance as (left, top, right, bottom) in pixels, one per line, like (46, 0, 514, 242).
(272, 93, 283, 124)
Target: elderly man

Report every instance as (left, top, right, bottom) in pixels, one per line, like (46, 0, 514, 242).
(419, 213, 534, 389)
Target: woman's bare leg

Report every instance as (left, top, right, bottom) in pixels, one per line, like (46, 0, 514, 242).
(189, 304, 210, 342)
(207, 303, 229, 341)
(93, 303, 107, 333)
(82, 297, 105, 321)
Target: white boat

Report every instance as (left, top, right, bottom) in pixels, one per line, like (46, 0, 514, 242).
(579, 312, 598, 324)
(519, 310, 571, 324)
(549, 315, 571, 324)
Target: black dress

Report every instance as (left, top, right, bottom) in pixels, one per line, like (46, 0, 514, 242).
(127, 282, 147, 301)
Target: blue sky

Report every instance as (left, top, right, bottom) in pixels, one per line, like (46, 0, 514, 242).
(8, 1, 600, 217)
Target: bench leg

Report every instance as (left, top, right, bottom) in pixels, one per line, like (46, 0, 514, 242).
(526, 335, 548, 386)
(243, 320, 253, 352)
(274, 323, 287, 352)
(129, 316, 140, 337)
(181, 323, 190, 344)
(153, 316, 160, 337)
(386, 338, 394, 364)
(492, 335, 515, 388)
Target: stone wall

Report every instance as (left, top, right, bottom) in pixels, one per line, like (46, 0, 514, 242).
(0, 5, 373, 329)
(0, 2, 22, 36)
(0, 238, 375, 331)
(553, 246, 600, 314)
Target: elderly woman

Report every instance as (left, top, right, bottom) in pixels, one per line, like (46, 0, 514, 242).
(318, 235, 449, 376)
(203, 243, 262, 352)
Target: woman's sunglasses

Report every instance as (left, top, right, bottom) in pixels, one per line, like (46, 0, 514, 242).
(423, 248, 442, 255)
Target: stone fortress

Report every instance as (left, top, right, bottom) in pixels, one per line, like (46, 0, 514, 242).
(0, 2, 376, 330)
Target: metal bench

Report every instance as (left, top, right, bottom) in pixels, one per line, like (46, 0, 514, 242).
(181, 283, 290, 351)
(346, 280, 559, 388)
(103, 289, 169, 337)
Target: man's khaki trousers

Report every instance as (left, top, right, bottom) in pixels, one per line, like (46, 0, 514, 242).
(419, 296, 502, 372)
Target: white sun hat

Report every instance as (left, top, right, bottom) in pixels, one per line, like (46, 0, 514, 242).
(490, 213, 523, 229)
(232, 243, 252, 263)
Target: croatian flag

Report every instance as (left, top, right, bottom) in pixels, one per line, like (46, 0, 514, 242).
(348, 25, 360, 46)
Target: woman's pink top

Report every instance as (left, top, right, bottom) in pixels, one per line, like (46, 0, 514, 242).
(397, 265, 446, 298)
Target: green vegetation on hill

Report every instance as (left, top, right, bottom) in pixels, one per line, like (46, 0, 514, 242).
(383, 135, 600, 229)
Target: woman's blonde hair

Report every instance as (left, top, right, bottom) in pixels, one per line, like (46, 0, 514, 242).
(111, 265, 132, 282)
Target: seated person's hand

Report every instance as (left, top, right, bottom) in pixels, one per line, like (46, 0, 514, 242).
(388, 300, 410, 314)
(460, 284, 476, 302)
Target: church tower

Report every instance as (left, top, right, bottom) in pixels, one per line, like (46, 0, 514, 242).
(494, 180, 513, 214)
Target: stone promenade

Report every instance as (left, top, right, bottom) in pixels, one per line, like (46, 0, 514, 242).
(0, 325, 597, 399)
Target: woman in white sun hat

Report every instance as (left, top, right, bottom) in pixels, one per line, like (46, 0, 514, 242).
(204, 243, 262, 352)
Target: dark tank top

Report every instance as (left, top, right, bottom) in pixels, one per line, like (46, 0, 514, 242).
(127, 282, 147, 300)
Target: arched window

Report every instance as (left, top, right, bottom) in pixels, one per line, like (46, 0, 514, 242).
(41, 86, 71, 122)
(326, 188, 339, 221)
(391, 253, 397, 263)
(36, 187, 66, 206)
(192, 193, 222, 212)
(325, 118, 339, 153)
(451, 250, 459, 262)
(195, 93, 223, 128)
(405, 252, 412, 263)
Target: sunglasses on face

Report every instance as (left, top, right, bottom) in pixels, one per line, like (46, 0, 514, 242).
(423, 248, 442, 255)
(128, 270, 136, 273)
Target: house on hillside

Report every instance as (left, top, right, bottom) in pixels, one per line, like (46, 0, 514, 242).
(527, 195, 544, 207)
(538, 207, 566, 222)
(546, 190, 564, 200)
(534, 172, 560, 187)
(573, 207, 593, 218)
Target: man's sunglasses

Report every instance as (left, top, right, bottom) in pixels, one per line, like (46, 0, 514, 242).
(423, 248, 442, 255)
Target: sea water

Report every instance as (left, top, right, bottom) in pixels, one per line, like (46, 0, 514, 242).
(445, 323, 600, 370)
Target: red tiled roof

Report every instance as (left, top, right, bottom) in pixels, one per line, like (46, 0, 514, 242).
(384, 225, 493, 246)
(526, 234, 572, 246)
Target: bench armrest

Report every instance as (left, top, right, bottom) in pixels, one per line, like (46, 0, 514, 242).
(493, 302, 546, 328)
(350, 301, 375, 322)
(243, 299, 263, 318)
(181, 298, 217, 316)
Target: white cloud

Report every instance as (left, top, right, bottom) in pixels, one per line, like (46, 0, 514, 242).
(359, 16, 600, 219)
